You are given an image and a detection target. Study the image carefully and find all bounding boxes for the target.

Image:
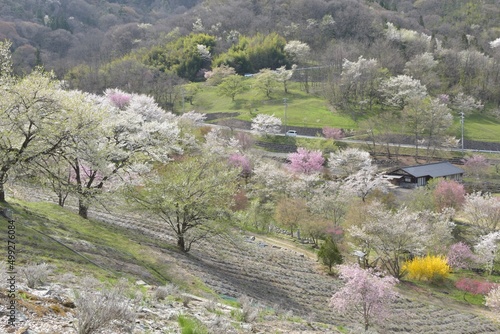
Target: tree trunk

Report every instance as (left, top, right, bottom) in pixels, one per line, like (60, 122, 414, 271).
(177, 235, 187, 252)
(78, 199, 88, 219)
(0, 172, 7, 202)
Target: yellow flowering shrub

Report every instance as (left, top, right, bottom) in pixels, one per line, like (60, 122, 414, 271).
(402, 255, 451, 282)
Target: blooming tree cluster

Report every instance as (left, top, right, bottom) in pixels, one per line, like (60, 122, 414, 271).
(251, 114, 282, 136)
(287, 147, 325, 175)
(330, 263, 398, 331)
(447, 242, 477, 270)
(462, 192, 500, 231)
(474, 231, 500, 275)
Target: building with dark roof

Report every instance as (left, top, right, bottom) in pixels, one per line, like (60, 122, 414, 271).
(385, 161, 464, 188)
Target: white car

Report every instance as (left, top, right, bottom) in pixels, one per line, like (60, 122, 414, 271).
(285, 130, 297, 137)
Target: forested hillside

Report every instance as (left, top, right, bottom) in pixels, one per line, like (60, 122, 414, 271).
(2, 0, 500, 112)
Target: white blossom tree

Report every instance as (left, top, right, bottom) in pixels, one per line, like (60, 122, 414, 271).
(338, 56, 386, 119)
(474, 231, 500, 275)
(0, 42, 87, 202)
(379, 74, 427, 109)
(308, 181, 352, 227)
(343, 165, 390, 202)
(485, 287, 500, 317)
(328, 148, 372, 178)
(349, 202, 454, 278)
(251, 114, 282, 136)
(275, 65, 297, 94)
(47, 89, 183, 218)
(462, 192, 500, 231)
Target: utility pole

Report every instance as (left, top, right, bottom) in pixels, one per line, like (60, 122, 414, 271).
(460, 111, 464, 152)
(283, 98, 288, 133)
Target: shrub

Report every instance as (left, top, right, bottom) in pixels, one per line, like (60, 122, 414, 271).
(74, 277, 134, 334)
(317, 237, 343, 272)
(20, 263, 51, 288)
(455, 278, 498, 296)
(402, 255, 450, 282)
(237, 295, 260, 323)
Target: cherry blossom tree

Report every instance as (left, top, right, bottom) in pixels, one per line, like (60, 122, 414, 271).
(462, 192, 500, 231)
(379, 74, 427, 109)
(308, 181, 351, 227)
(228, 153, 252, 181)
(337, 56, 386, 119)
(447, 242, 478, 270)
(474, 231, 500, 275)
(348, 202, 454, 278)
(251, 114, 282, 136)
(0, 47, 92, 202)
(485, 287, 500, 316)
(56, 89, 183, 218)
(322, 127, 344, 140)
(433, 179, 466, 212)
(328, 148, 371, 178)
(287, 147, 325, 175)
(462, 155, 489, 179)
(402, 96, 452, 159)
(254, 68, 278, 98)
(203, 127, 241, 156)
(343, 165, 390, 202)
(274, 65, 297, 94)
(330, 263, 398, 331)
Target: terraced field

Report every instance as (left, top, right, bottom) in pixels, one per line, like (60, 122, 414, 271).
(10, 184, 500, 333)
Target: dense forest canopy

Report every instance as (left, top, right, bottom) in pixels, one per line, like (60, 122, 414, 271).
(1, 0, 500, 110)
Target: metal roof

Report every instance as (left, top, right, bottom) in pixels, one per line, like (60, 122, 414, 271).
(398, 162, 464, 178)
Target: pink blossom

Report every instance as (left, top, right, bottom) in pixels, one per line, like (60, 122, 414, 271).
(322, 127, 344, 140)
(287, 147, 325, 175)
(433, 179, 465, 211)
(447, 242, 477, 270)
(228, 153, 252, 178)
(455, 278, 498, 295)
(330, 263, 398, 331)
(108, 91, 131, 109)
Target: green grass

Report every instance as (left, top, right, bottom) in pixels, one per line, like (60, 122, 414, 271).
(1, 198, 217, 296)
(190, 81, 357, 129)
(178, 314, 209, 334)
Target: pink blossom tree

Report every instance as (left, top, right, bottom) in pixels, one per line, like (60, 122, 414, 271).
(433, 179, 466, 211)
(228, 153, 252, 181)
(287, 147, 325, 175)
(447, 242, 477, 270)
(323, 127, 344, 140)
(463, 155, 489, 179)
(330, 263, 398, 331)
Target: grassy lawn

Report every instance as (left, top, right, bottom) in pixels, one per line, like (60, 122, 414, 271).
(186, 80, 500, 143)
(190, 81, 357, 129)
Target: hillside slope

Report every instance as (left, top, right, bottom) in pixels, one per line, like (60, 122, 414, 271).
(1, 185, 499, 333)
